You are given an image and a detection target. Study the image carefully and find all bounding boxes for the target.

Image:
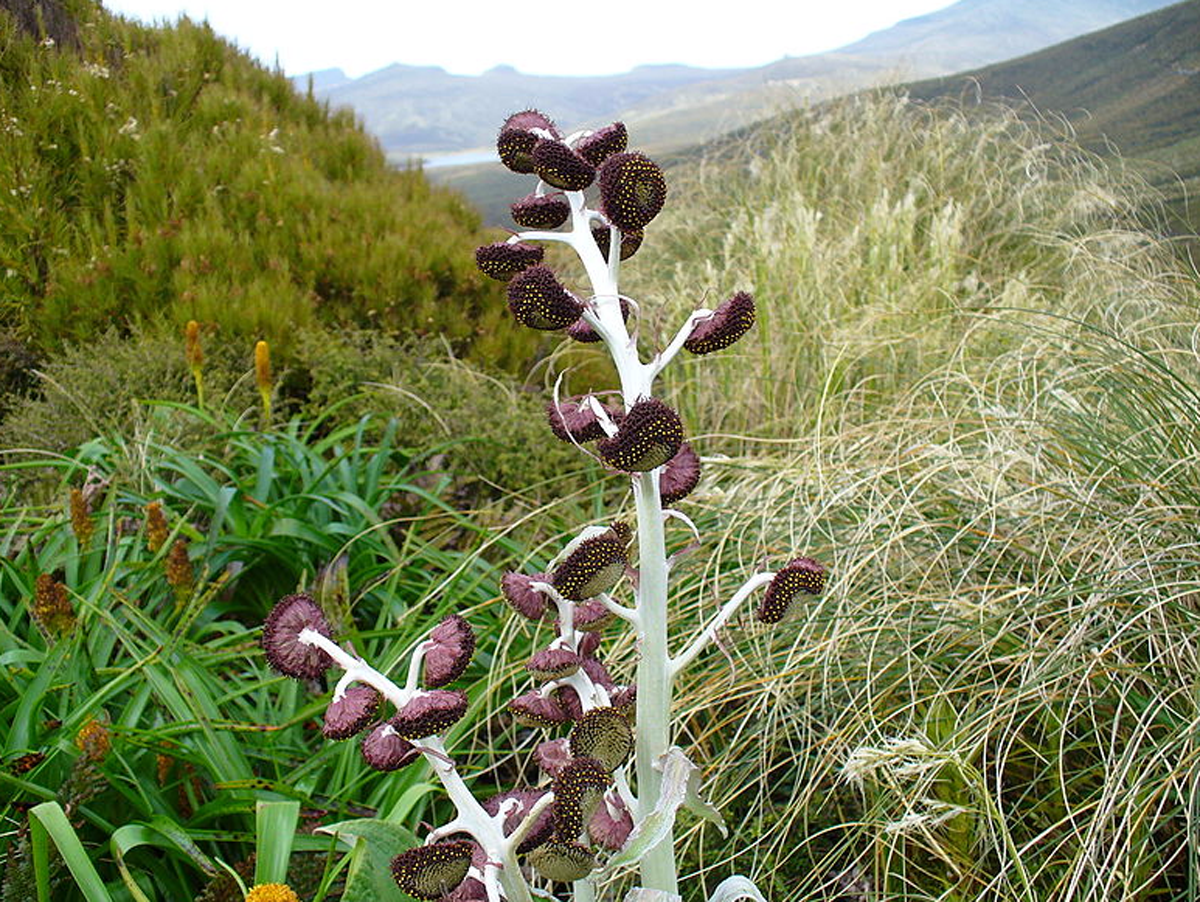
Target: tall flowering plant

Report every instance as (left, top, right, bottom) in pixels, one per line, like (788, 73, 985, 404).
(261, 112, 825, 902)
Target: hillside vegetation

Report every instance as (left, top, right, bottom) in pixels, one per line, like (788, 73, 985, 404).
(0, 0, 538, 372)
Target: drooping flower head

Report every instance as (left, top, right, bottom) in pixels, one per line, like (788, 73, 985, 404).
(569, 706, 634, 771)
(423, 614, 476, 688)
(526, 646, 583, 681)
(551, 528, 628, 600)
(575, 122, 628, 168)
(551, 757, 612, 840)
(483, 788, 555, 853)
(598, 151, 667, 231)
(262, 593, 334, 680)
(392, 689, 469, 739)
(757, 557, 827, 623)
(659, 442, 701, 505)
(527, 840, 597, 882)
(566, 295, 633, 343)
(546, 395, 621, 442)
(497, 110, 559, 174)
(596, 397, 685, 472)
(361, 720, 421, 771)
(591, 224, 643, 263)
(391, 840, 475, 900)
(508, 690, 571, 728)
(511, 192, 571, 230)
(474, 241, 544, 281)
(588, 793, 634, 850)
(532, 139, 596, 191)
(323, 685, 380, 740)
(684, 291, 756, 355)
(506, 265, 584, 330)
(500, 571, 551, 620)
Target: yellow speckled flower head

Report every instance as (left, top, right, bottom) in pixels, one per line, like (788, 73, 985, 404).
(246, 884, 300, 902)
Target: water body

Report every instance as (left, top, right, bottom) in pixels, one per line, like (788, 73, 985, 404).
(422, 150, 497, 169)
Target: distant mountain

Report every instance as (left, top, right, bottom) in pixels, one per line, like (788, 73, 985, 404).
(295, 0, 1179, 162)
(905, 0, 1200, 242)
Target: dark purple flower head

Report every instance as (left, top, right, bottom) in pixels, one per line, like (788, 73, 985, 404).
(551, 531, 628, 600)
(361, 720, 421, 771)
(500, 571, 550, 620)
(444, 877, 488, 902)
(526, 646, 582, 681)
(323, 685, 380, 740)
(588, 793, 634, 850)
(757, 557, 827, 624)
(554, 685, 584, 721)
(598, 152, 667, 231)
(591, 225, 643, 263)
(424, 614, 476, 688)
(528, 840, 596, 883)
(391, 840, 474, 900)
(474, 241, 544, 281)
(484, 788, 555, 853)
(546, 395, 621, 442)
(511, 192, 571, 230)
(506, 265, 585, 331)
(684, 291, 756, 355)
(659, 442, 701, 505)
(509, 690, 570, 728)
(579, 656, 616, 689)
(262, 593, 334, 680)
(535, 737, 573, 777)
(596, 397, 685, 472)
(575, 122, 628, 168)
(532, 139, 596, 191)
(577, 631, 602, 658)
(497, 110, 559, 174)
(566, 296, 632, 343)
(392, 689, 469, 739)
(610, 685, 637, 719)
(551, 757, 612, 840)
(572, 598, 615, 632)
(569, 706, 633, 771)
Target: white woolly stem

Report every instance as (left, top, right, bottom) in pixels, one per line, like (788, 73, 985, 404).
(651, 308, 712, 379)
(668, 572, 775, 679)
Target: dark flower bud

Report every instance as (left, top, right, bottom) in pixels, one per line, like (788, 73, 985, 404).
(506, 265, 585, 330)
(391, 840, 474, 900)
(569, 706, 633, 771)
(757, 557, 826, 624)
(552, 757, 612, 840)
(511, 192, 571, 230)
(393, 689, 469, 739)
(588, 793, 634, 850)
(546, 395, 621, 442)
(484, 788, 555, 853)
(528, 840, 597, 883)
(659, 442, 701, 505)
(262, 594, 334, 680)
(532, 140, 596, 191)
(500, 571, 551, 620)
(527, 647, 583, 681)
(566, 296, 632, 343)
(497, 110, 559, 174)
(596, 397, 685, 472)
(551, 531, 628, 600)
(323, 685, 380, 740)
(573, 598, 615, 632)
(598, 152, 667, 231)
(509, 690, 570, 728)
(577, 631, 602, 658)
(535, 737, 573, 777)
(684, 291, 756, 355)
(591, 224, 643, 262)
(361, 720, 421, 771)
(424, 614, 475, 688)
(474, 241, 544, 281)
(575, 122, 628, 167)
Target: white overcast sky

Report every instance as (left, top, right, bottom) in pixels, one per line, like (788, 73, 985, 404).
(100, 0, 959, 78)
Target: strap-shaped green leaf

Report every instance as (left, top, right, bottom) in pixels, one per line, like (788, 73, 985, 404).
(28, 801, 115, 902)
(254, 799, 301, 885)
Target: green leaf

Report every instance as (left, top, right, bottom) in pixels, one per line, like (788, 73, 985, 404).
(706, 875, 769, 902)
(254, 799, 301, 885)
(317, 817, 416, 902)
(29, 801, 115, 902)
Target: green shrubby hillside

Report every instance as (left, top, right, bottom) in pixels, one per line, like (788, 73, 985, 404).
(0, 0, 535, 371)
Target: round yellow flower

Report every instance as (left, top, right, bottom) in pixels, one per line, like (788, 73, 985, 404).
(245, 884, 300, 902)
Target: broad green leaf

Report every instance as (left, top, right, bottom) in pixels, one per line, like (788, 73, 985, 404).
(254, 799, 300, 885)
(29, 801, 115, 902)
(317, 817, 416, 902)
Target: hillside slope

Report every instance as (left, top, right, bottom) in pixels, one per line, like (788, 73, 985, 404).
(905, 0, 1200, 241)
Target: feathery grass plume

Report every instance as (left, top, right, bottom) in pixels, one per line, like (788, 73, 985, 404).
(185, 319, 205, 409)
(74, 718, 111, 764)
(165, 537, 194, 604)
(255, 340, 272, 426)
(144, 500, 169, 553)
(32, 572, 75, 638)
(69, 487, 93, 546)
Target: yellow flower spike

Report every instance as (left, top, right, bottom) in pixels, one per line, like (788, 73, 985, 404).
(185, 320, 205, 410)
(245, 884, 300, 902)
(145, 501, 169, 553)
(255, 340, 272, 427)
(69, 487, 94, 546)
